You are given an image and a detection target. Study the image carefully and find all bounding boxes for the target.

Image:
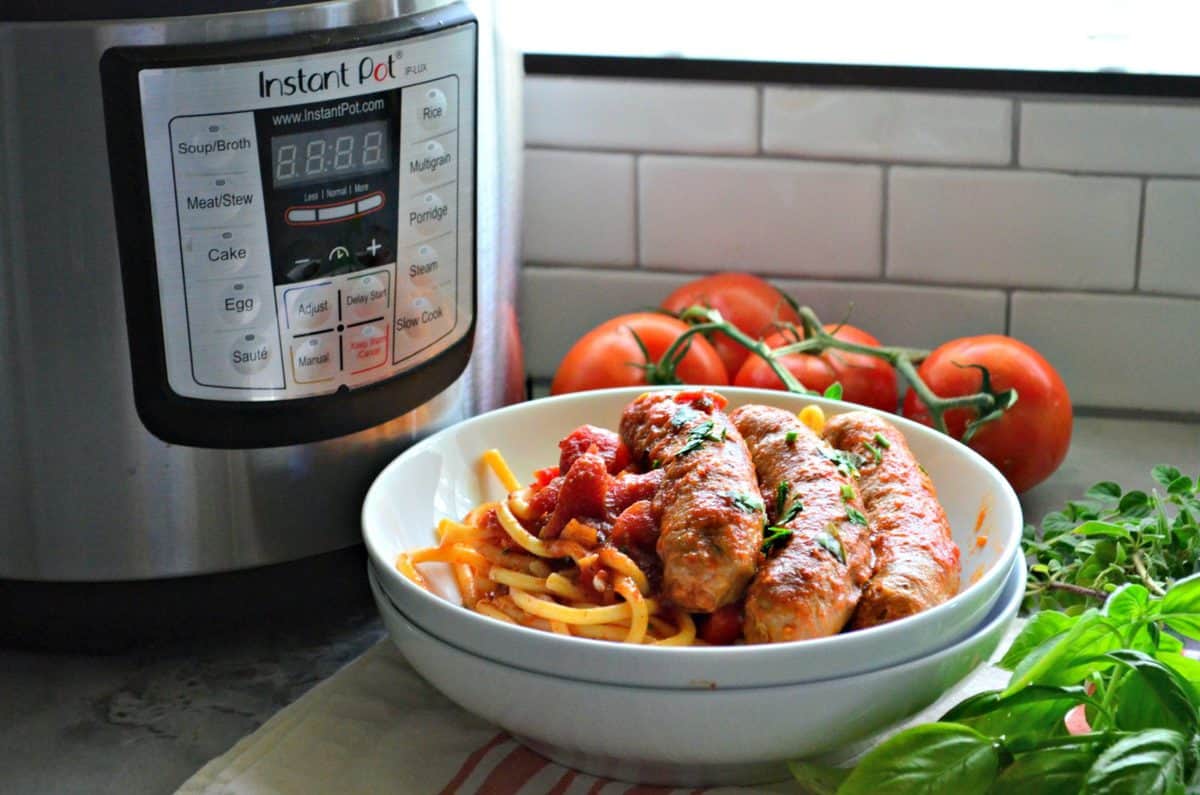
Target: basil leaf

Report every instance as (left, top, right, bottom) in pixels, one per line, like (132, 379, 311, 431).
(727, 492, 764, 514)
(838, 723, 1000, 795)
(815, 530, 846, 565)
(1103, 650, 1199, 734)
(999, 611, 1077, 670)
(992, 746, 1096, 795)
(1104, 584, 1150, 624)
(1117, 491, 1152, 519)
(1153, 465, 1184, 488)
(942, 685, 1088, 740)
(823, 382, 843, 400)
(1159, 573, 1200, 640)
(1081, 728, 1188, 795)
(787, 761, 849, 795)
(1004, 611, 1124, 694)
(846, 506, 869, 526)
(1086, 481, 1123, 500)
(1072, 521, 1135, 542)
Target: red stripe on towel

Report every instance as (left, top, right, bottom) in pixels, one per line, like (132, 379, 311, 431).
(439, 732, 509, 795)
(476, 743, 551, 795)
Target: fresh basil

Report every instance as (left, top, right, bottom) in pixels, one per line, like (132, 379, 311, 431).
(836, 724, 1000, 795)
(816, 530, 846, 565)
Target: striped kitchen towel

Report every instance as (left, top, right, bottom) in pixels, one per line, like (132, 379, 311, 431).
(176, 635, 1012, 795)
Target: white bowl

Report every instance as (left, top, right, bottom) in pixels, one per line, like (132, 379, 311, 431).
(363, 387, 1022, 689)
(369, 559, 1025, 787)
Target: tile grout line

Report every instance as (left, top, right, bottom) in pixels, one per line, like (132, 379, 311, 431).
(880, 165, 891, 278)
(1010, 97, 1022, 168)
(632, 154, 642, 269)
(1004, 288, 1014, 335)
(756, 84, 765, 155)
(1133, 177, 1148, 290)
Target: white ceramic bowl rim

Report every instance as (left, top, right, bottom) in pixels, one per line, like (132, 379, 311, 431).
(364, 386, 1022, 664)
(370, 557, 1027, 693)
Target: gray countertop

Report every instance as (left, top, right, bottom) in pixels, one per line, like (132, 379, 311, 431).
(2, 414, 1197, 795)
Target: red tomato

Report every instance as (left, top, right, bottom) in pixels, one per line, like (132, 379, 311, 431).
(901, 335, 1072, 493)
(698, 604, 743, 645)
(661, 273, 801, 377)
(550, 312, 729, 395)
(732, 325, 898, 412)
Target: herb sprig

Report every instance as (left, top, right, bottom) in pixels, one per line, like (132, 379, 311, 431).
(1023, 466, 1200, 613)
(792, 576, 1200, 794)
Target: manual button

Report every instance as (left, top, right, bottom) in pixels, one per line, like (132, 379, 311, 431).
(291, 335, 337, 383)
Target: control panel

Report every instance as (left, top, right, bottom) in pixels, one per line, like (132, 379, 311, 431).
(133, 23, 475, 402)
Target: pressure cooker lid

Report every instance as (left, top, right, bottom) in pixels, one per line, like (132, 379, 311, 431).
(3, 0, 347, 22)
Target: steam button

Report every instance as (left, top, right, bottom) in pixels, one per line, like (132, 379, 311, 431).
(230, 333, 272, 375)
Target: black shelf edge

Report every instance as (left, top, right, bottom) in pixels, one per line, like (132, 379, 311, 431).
(523, 53, 1200, 100)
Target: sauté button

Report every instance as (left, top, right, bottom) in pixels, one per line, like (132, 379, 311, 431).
(229, 333, 272, 375)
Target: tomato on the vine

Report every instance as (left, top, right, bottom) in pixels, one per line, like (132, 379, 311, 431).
(661, 272, 801, 377)
(550, 312, 729, 395)
(733, 325, 899, 412)
(901, 335, 1072, 493)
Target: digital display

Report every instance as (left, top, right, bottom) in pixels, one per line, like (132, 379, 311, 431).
(270, 120, 390, 188)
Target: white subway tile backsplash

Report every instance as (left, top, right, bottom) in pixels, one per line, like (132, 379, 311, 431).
(639, 156, 882, 277)
(1140, 179, 1200, 296)
(1010, 291, 1200, 412)
(763, 88, 1011, 165)
(520, 268, 695, 378)
(523, 149, 636, 267)
(520, 266, 1007, 379)
(523, 76, 758, 154)
(888, 168, 1139, 289)
(1021, 102, 1200, 175)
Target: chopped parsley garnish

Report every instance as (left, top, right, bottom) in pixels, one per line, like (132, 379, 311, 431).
(762, 526, 793, 553)
(821, 448, 864, 478)
(651, 458, 662, 470)
(872, 432, 891, 449)
(675, 420, 727, 457)
(816, 529, 846, 564)
(846, 506, 869, 526)
(863, 441, 883, 464)
(785, 430, 799, 444)
(840, 484, 855, 501)
(670, 406, 701, 428)
(775, 481, 791, 516)
(728, 492, 764, 514)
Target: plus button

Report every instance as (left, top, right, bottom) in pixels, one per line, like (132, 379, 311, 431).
(366, 238, 383, 257)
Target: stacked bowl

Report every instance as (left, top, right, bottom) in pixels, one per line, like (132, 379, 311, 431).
(363, 388, 1025, 786)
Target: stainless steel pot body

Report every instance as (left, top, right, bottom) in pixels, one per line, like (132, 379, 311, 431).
(0, 0, 523, 580)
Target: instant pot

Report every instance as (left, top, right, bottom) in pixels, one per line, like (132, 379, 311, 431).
(0, 0, 523, 589)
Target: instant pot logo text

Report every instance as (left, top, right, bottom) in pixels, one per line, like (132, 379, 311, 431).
(257, 54, 399, 98)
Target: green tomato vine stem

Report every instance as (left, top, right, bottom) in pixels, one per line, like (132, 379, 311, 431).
(660, 304, 1019, 443)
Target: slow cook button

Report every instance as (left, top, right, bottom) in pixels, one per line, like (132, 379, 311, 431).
(394, 293, 448, 343)
(218, 281, 264, 327)
(286, 284, 335, 331)
(342, 273, 389, 322)
(177, 173, 259, 229)
(229, 333, 272, 375)
(291, 335, 337, 383)
(406, 192, 451, 238)
(344, 321, 388, 372)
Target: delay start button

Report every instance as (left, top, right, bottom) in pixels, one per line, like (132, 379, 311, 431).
(343, 273, 389, 321)
(230, 333, 272, 375)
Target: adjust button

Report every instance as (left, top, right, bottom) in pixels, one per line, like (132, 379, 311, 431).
(285, 283, 335, 331)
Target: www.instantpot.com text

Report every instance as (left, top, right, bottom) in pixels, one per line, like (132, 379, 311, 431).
(271, 97, 386, 126)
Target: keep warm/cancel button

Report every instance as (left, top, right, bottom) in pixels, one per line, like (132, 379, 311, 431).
(344, 321, 388, 374)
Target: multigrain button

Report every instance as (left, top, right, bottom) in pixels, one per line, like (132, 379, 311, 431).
(408, 139, 452, 184)
(286, 284, 335, 331)
(229, 333, 272, 375)
(218, 282, 263, 327)
(291, 335, 337, 383)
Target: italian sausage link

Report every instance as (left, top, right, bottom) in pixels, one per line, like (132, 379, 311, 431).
(822, 411, 960, 629)
(619, 391, 763, 613)
(731, 405, 872, 643)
